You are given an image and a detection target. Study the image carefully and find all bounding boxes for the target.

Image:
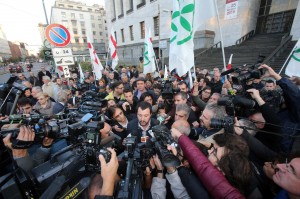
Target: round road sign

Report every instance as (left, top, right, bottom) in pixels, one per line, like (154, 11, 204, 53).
(45, 24, 71, 47)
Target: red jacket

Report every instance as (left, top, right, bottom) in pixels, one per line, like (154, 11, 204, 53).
(178, 134, 245, 199)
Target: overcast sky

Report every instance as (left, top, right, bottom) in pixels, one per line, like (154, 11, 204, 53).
(0, 0, 104, 51)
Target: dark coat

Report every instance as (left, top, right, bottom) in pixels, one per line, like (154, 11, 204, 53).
(38, 70, 52, 85)
(127, 118, 159, 143)
(178, 134, 245, 199)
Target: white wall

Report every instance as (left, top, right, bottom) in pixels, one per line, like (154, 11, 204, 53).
(291, 0, 300, 40)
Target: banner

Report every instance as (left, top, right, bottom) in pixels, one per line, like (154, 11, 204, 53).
(169, 0, 216, 77)
(225, 0, 238, 20)
(285, 39, 300, 77)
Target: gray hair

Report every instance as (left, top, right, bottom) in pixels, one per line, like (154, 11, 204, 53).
(173, 120, 191, 136)
(42, 76, 50, 81)
(175, 91, 188, 100)
(57, 91, 68, 103)
(32, 86, 42, 93)
(176, 103, 191, 118)
(204, 103, 227, 119)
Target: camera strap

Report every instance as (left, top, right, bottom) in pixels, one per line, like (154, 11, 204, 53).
(12, 139, 34, 149)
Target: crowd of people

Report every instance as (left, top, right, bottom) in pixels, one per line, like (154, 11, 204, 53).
(1, 63, 300, 199)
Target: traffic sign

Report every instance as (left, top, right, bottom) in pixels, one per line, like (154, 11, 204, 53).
(54, 57, 74, 66)
(52, 48, 72, 57)
(62, 66, 71, 78)
(45, 24, 71, 47)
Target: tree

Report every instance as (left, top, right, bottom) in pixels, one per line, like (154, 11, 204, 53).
(80, 61, 93, 72)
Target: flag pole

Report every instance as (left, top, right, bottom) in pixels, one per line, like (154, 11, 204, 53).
(278, 42, 299, 75)
(278, 51, 294, 75)
(105, 47, 110, 71)
(213, 0, 227, 72)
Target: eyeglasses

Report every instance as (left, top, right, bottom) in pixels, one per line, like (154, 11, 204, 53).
(284, 158, 300, 179)
(203, 90, 211, 94)
(209, 145, 220, 162)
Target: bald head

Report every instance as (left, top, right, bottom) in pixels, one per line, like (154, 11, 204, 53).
(172, 120, 191, 136)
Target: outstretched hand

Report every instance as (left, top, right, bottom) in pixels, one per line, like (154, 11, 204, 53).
(259, 64, 281, 81)
(99, 148, 119, 196)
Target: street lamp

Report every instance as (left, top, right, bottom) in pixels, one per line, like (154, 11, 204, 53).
(42, 0, 49, 25)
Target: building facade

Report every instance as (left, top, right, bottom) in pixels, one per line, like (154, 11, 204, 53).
(105, 0, 300, 66)
(50, 0, 108, 61)
(0, 25, 12, 62)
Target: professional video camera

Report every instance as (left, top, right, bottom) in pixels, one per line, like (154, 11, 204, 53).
(0, 115, 117, 199)
(157, 77, 180, 100)
(217, 95, 256, 117)
(0, 77, 30, 115)
(210, 116, 234, 133)
(0, 114, 68, 141)
(221, 55, 266, 95)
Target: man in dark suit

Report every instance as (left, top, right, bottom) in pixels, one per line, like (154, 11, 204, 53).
(38, 66, 52, 85)
(127, 101, 159, 143)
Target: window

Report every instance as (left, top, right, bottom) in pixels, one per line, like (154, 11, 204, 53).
(98, 16, 101, 21)
(114, 31, 117, 43)
(83, 38, 87, 43)
(80, 14, 84, 19)
(140, 21, 145, 39)
(105, 27, 107, 30)
(71, 21, 77, 27)
(126, 0, 134, 14)
(118, 0, 124, 18)
(98, 24, 102, 28)
(101, 39, 104, 42)
(121, 29, 125, 42)
(93, 31, 96, 35)
(88, 8, 93, 11)
(80, 21, 85, 27)
(129, 25, 134, 41)
(73, 29, 78, 34)
(61, 12, 66, 18)
(58, 4, 64, 7)
(77, 7, 82, 10)
(82, 30, 86, 34)
(75, 38, 79, 43)
(71, 13, 75, 19)
(153, 16, 159, 36)
(99, 32, 103, 36)
(94, 39, 97, 43)
(91, 15, 94, 20)
(92, 23, 95, 28)
(104, 20, 107, 23)
(112, 0, 116, 20)
(137, 0, 146, 9)
(68, 5, 74, 9)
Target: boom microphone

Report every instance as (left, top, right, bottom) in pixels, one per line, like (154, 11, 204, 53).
(85, 101, 103, 107)
(221, 67, 237, 76)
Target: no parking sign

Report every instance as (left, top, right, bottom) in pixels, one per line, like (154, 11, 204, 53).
(45, 24, 71, 47)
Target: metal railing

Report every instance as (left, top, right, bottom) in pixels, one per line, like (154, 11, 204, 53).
(264, 32, 292, 64)
(194, 41, 222, 57)
(235, 30, 255, 45)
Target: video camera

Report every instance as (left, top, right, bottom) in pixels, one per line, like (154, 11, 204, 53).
(157, 77, 180, 100)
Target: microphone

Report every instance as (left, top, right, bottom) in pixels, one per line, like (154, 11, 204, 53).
(39, 175, 66, 199)
(221, 67, 237, 76)
(85, 101, 103, 107)
(59, 177, 91, 199)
